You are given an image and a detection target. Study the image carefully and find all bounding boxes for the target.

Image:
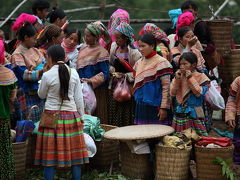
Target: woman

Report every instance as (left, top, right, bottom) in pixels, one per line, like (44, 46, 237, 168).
(133, 33, 173, 125)
(170, 52, 210, 136)
(47, 7, 67, 28)
(108, 9, 130, 42)
(225, 76, 240, 164)
(139, 23, 170, 61)
(35, 45, 89, 180)
(0, 40, 17, 180)
(37, 24, 64, 58)
(61, 28, 81, 69)
(11, 22, 46, 122)
(109, 22, 141, 126)
(77, 22, 110, 124)
(171, 26, 206, 72)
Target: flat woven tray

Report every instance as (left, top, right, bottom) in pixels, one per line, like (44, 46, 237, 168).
(104, 124, 174, 140)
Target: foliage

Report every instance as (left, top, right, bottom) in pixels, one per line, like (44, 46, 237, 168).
(213, 157, 237, 180)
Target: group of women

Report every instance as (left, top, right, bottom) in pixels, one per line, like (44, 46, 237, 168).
(1, 0, 240, 179)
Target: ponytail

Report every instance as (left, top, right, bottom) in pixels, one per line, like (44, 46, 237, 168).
(47, 45, 70, 100)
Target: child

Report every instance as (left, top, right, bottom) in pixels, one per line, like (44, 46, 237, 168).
(170, 52, 210, 136)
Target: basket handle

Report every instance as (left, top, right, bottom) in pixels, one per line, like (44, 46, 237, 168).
(27, 105, 39, 121)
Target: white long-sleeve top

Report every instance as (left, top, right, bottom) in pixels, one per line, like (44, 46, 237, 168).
(38, 65, 84, 117)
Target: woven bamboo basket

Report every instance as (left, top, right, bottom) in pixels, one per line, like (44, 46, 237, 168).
(26, 134, 37, 168)
(13, 141, 28, 180)
(195, 145, 233, 180)
(206, 20, 233, 57)
(89, 124, 119, 170)
(120, 142, 153, 180)
(218, 49, 240, 86)
(155, 145, 192, 180)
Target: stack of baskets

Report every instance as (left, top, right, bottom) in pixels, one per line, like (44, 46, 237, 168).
(13, 141, 28, 180)
(89, 124, 119, 170)
(155, 145, 192, 180)
(120, 142, 153, 180)
(195, 145, 234, 180)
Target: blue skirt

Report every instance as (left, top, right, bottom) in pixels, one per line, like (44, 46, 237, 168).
(134, 101, 172, 125)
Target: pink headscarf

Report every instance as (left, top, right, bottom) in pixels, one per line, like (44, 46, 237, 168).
(175, 12, 195, 40)
(12, 13, 37, 32)
(0, 40, 5, 65)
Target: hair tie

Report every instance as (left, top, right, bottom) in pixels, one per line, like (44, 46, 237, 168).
(57, 61, 65, 64)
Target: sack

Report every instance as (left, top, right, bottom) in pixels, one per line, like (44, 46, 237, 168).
(39, 111, 59, 128)
(205, 80, 225, 110)
(113, 77, 131, 102)
(82, 82, 97, 114)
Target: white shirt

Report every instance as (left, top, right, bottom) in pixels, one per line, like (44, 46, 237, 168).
(38, 65, 84, 117)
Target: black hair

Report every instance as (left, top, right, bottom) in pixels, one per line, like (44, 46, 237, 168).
(64, 28, 81, 44)
(47, 8, 66, 23)
(139, 33, 157, 51)
(47, 45, 70, 100)
(181, 1, 198, 11)
(17, 22, 37, 42)
(174, 26, 192, 47)
(32, 0, 50, 15)
(179, 51, 198, 65)
(120, 33, 131, 47)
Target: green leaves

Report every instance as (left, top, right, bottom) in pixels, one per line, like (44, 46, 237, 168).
(213, 157, 237, 180)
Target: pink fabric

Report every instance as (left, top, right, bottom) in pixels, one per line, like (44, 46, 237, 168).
(61, 38, 76, 53)
(0, 40, 5, 64)
(12, 13, 37, 32)
(175, 12, 195, 40)
(108, 9, 130, 42)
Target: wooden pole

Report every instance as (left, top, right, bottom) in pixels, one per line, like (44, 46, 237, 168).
(210, 0, 230, 20)
(0, 0, 28, 28)
(64, 4, 116, 13)
(99, 0, 106, 19)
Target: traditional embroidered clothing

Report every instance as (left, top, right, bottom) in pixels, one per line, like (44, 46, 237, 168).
(133, 54, 173, 125)
(11, 44, 45, 122)
(225, 76, 240, 164)
(170, 71, 210, 136)
(108, 9, 130, 42)
(0, 65, 17, 180)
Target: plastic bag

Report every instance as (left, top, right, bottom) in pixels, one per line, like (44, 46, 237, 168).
(83, 133, 97, 157)
(205, 80, 225, 110)
(82, 82, 97, 114)
(113, 77, 131, 102)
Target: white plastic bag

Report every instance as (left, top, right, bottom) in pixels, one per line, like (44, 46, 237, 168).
(82, 82, 97, 114)
(205, 80, 225, 110)
(83, 133, 97, 157)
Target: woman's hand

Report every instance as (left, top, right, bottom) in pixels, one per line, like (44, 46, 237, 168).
(81, 78, 92, 84)
(187, 36, 198, 49)
(112, 72, 125, 79)
(185, 70, 192, 79)
(175, 70, 182, 79)
(158, 108, 167, 121)
(227, 119, 236, 128)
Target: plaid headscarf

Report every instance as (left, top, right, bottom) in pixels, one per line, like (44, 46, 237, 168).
(115, 22, 136, 49)
(139, 23, 170, 44)
(108, 9, 130, 41)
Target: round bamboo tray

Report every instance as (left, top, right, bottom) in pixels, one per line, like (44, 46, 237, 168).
(155, 145, 192, 180)
(206, 20, 233, 57)
(120, 142, 153, 180)
(89, 124, 119, 170)
(13, 141, 28, 180)
(218, 49, 240, 86)
(195, 145, 233, 180)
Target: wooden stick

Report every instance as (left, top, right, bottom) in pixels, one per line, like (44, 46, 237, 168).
(0, 0, 28, 28)
(64, 4, 116, 13)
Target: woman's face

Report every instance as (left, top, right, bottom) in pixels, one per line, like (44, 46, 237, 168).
(65, 33, 79, 47)
(179, 58, 196, 72)
(55, 16, 67, 28)
(84, 29, 97, 46)
(114, 30, 127, 47)
(179, 30, 194, 47)
(24, 34, 37, 48)
(138, 40, 154, 57)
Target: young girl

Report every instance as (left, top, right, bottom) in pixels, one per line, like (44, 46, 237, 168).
(225, 76, 240, 164)
(35, 45, 89, 179)
(11, 22, 46, 122)
(61, 28, 81, 69)
(170, 52, 210, 136)
(133, 33, 173, 125)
